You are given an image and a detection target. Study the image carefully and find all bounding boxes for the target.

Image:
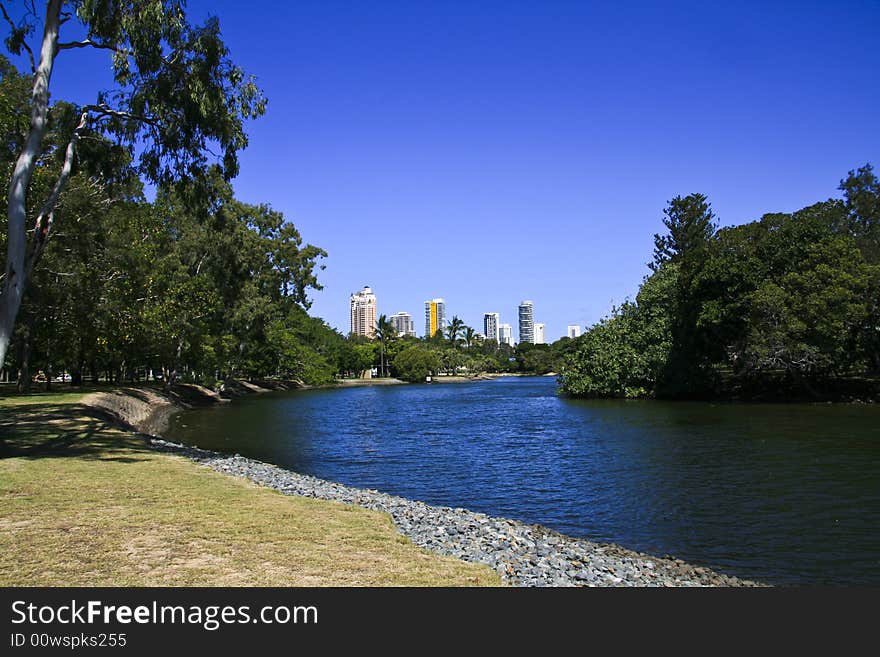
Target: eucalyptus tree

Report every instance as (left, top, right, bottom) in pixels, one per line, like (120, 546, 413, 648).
(0, 0, 266, 367)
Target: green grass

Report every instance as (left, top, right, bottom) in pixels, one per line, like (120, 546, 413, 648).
(0, 389, 89, 406)
(0, 394, 500, 586)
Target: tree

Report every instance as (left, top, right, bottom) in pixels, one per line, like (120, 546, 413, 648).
(651, 193, 717, 270)
(559, 266, 675, 397)
(393, 345, 440, 383)
(563, 166, 879, 400)
(374, 313, 396, 377)
(559, 304, 647, 398)
(652, 193, 717, 396)
(0, 0, 266, 366)
(741, 236, 875, 385)
(445, 315, 464, 346)
(462, 325, 477, 349)
(839, 163, 880, 264)
(344, 341, 377, 379)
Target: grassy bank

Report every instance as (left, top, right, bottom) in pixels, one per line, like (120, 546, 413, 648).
(0, 392, 500, 586)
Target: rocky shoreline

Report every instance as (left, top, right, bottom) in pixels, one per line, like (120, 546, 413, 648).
(151, 444, 761, 587)
(86, 384, 764, 587)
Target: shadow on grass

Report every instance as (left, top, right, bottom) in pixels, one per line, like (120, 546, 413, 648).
(0, 403, 154, 462)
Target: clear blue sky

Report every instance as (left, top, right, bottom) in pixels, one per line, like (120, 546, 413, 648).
(29, 0, 880, 339)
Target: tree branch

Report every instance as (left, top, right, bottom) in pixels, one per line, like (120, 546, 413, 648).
(25, 109, 88, 276)
(83, 103, 159, 128)
(57, 38, 130, 55)
(0, 1, 36, 73)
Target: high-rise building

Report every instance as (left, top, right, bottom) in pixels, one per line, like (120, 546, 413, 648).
(534, 323, 546, 345)
(391, 311, 416, 338)
(424, 298, 446, 337)
(499, 324, 514, 346)
(350, 286, 377, 338)
(483, 312, 500, 343)
(567, 325, 582, 339)
(518, 300, 534, 344)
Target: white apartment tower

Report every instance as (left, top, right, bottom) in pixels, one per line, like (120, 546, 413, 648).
(499, 324, 514, 346)
(567, 325, 582, 339)
(350, 286, 377, 338)
(534, 323, 546, 345)
(518, 300, 535, 344)
(483, 312, 500, 343)
(391, 311, 416, 338)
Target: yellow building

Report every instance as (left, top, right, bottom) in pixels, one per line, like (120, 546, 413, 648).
(424, 298, 446, 337)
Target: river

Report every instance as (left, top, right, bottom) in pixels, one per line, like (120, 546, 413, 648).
(165, 376, 880, 585)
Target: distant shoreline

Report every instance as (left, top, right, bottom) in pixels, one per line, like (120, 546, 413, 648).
(335, 374, 496, 387)
(333, 372, 553, 387)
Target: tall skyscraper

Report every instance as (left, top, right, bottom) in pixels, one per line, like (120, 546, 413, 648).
(535, 323, 546, 345)
(518, 300, 534, 344)
(424, 298, 446, 337)
(350, 286, 377, 338)
(499, 324, 514, 346)
(483, 312, 500, 343)
(391, 311, 416, 338)
(567, 325, 582, 339)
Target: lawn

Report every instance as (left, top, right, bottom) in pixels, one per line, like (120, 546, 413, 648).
(0, 394, 500, 586)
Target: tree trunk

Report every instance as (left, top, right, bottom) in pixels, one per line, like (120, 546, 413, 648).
(17, 320, 32, 394)
(71, 341, 84, 385)
(0, 0, 62, 367)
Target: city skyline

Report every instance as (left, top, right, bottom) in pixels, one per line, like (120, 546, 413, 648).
(349, 288, 568, 344)
(341, 282, 597, 341)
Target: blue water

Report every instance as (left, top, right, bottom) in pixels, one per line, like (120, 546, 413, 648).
(166, 377, 880, 585)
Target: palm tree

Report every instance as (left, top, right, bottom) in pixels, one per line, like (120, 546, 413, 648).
(374, 314, 397, 377)
(445, 316, 465, 347)
(463, 326, 477, 349)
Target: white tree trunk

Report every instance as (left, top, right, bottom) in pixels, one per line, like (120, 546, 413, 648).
(0, 0, 61, 368)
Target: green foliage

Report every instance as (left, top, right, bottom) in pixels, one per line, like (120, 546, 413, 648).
(564, 169, 880, 400)
(839, 163, 880, 264)
(559, 264, 675, 398)
(741, 237, 875, 378)
(1, 1, 268, 370)
(651, 193, 716, 270)
(266, 320, 335, 385)
(5, 159, 337, 385)
(67, 0, 267, 186)
(373, 313, 398, 377)
(520, 346, 555, 375)
(445, 316, 465, 346)
(393, 345, 441, 383)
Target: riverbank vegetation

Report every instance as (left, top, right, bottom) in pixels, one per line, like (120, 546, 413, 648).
(0, 393, 500, 585)
(560, 166, 880, 401)
(351, 314, 570, 383)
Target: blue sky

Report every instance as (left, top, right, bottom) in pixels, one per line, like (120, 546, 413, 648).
(24, 0, 880, 339)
